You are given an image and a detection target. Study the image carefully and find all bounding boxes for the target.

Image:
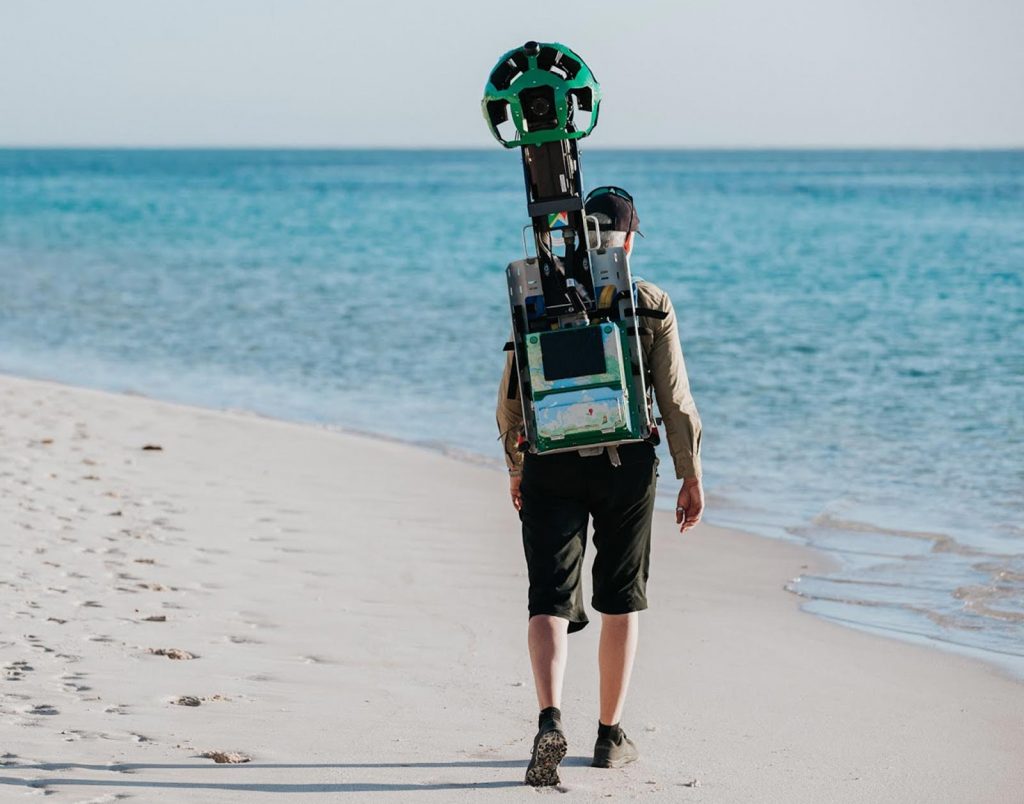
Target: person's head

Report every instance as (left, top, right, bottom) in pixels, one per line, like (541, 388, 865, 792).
(584, 186, 642, 254)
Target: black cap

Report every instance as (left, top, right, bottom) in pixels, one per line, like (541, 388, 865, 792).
(584, 187, 642, 235)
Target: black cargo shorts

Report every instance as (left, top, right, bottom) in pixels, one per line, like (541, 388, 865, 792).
(518, 441, 659, 633)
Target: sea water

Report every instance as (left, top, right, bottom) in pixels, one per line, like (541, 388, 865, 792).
(1, 149, 1021, 672)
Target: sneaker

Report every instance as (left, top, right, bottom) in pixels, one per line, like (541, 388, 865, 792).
(525, 710, 567, 787)
(591, 726, 639, 768)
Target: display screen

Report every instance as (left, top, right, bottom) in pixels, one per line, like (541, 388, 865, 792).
(541, 326, 606, 381)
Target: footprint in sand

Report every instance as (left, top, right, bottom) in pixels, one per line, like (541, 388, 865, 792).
(201, 750, 251, 764)
(58, 728, 96, 742)
(61, 672, 92, 694)
(226, 635, 262, 645)
(195, 546, 229, 555)
(299, 655, 335, 665)
(4, 660, 34, 681)
(147, 648, 197, 660)
(25, 634, 55, 654)
(26, 703, 59, 716)
(136, 582, 173, 592)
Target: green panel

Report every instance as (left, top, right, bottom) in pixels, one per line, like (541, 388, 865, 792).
(523, 322, 647, 453)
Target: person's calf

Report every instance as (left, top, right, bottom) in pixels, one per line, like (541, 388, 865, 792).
(528, 614, 569, 710)
(597, 611, 639, 725)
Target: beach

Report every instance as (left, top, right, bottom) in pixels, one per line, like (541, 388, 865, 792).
(4, 147, 1023, 660)
(0, 371, 1021, 802)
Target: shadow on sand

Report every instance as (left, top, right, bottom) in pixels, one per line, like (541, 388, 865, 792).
(0, 756, 595, 794)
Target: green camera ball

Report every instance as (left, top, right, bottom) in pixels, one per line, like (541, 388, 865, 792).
(482, 41, 602, 148)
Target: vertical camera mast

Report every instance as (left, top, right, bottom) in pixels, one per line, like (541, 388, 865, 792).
(483, 42, 654, 456)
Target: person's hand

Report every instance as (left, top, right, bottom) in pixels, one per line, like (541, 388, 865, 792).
(510, 474, 523, 511)
(675, 477, 704, 533)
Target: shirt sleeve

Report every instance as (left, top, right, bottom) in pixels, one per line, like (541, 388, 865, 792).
(644, 287, 703, 480)
(496, 347, 525, 477)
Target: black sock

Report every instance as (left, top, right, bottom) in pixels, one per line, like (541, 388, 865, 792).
(598, 721, 622, 742)
(539, 706, 562, 727)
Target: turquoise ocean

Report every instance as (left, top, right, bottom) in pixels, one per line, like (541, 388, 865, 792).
(1, 149, 1022, 672)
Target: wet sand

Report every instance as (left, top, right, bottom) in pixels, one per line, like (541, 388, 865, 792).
(1, 372, 1022, 802)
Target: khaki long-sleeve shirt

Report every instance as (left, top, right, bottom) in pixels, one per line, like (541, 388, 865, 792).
(496, 279, 702, 480)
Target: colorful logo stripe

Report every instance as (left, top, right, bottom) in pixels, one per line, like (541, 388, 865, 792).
(547, 211, 570, 229)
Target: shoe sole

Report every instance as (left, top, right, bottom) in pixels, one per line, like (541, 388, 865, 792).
(525, 730, 567, 787)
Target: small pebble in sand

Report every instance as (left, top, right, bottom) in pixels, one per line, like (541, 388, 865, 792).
(175, 696, 201, 707)
(47, 617, 67, 624)
(141, 444, 164, 451)
(680, 778, 701, 788)
(142, 615, 167, 622)
(148, 648, 196, 660)
(201, 751, 250, 764)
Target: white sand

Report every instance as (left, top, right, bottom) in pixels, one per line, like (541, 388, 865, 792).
(1, 372, 1021, 802)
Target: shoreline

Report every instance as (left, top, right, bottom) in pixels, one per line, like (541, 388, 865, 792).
(2, 371, 1023, 800)
(3, 367, 1019, 683)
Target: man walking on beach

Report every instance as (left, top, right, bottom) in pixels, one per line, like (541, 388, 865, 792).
(496, 187, 704, 786)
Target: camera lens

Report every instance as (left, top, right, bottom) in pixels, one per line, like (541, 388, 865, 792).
(520, 86, 558, 131)
(529, 97, 551, 118)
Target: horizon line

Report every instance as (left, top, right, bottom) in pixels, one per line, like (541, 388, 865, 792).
(2, 144, 1023, 152)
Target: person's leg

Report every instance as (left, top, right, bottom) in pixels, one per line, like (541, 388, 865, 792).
(523, 611, 573, 787)
(598, 611, 639, 725)
(588, 444, 657, 767)
(518, 452, 589, 786)
(528, 614, 570, 709)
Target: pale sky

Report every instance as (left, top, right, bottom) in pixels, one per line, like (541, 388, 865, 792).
(1, 0, 1022, 147)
